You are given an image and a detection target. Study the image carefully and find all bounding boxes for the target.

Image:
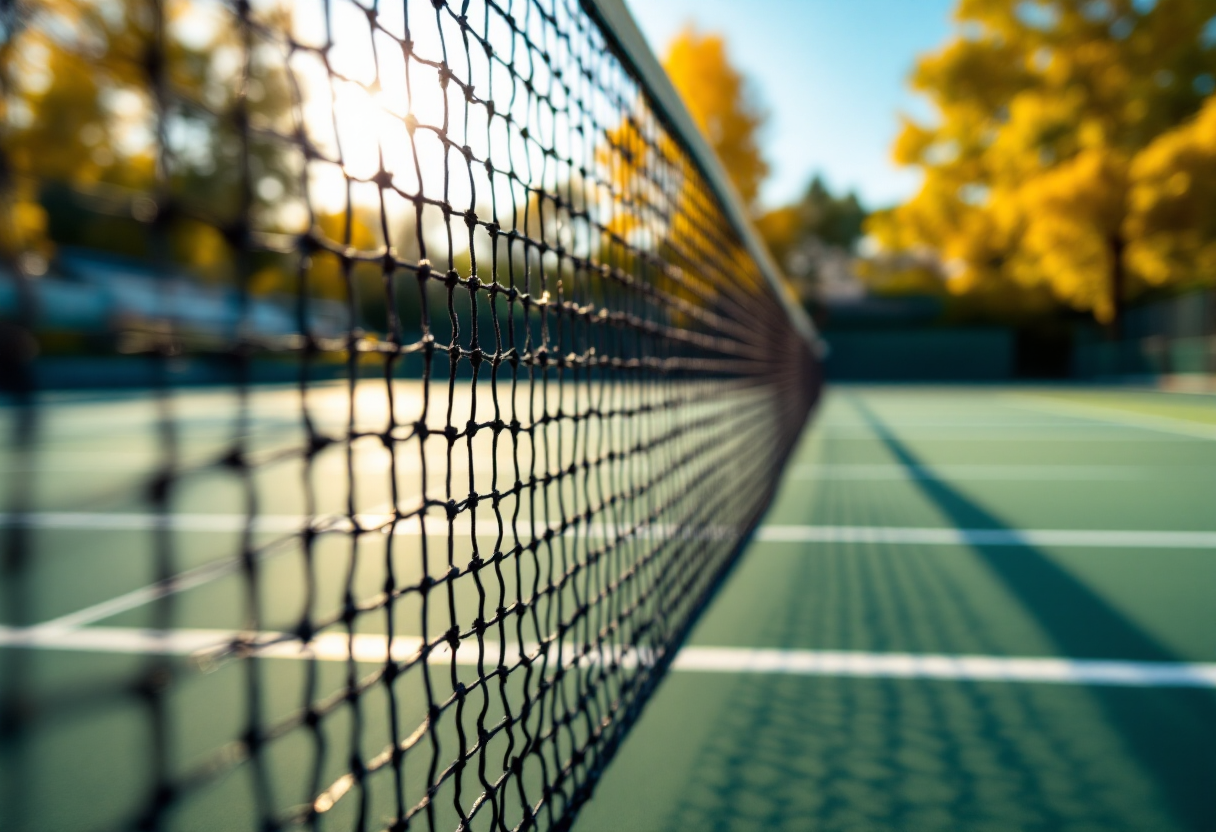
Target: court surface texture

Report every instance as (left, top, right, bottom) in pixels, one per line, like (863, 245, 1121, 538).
(573, 386, 1216, 832)
(3, 385, 1215, 831)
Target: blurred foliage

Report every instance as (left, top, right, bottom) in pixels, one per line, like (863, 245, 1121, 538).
(598, 96, 755, 332)
(1127, 94, 1216, 286)
(2, 0, 301, 272)
(0, 0, 439, 335)
(871, 0, 1216, 326)
(756, 176, 867, 303)
(757, 176, 866, 262)
(663, 27, 769, 211)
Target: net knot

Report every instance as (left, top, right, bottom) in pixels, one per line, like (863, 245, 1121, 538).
(147, 470, 173, 505)
(242, 728, 262, 753)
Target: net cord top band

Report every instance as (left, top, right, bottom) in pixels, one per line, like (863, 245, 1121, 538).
(582, 0, 824, 356)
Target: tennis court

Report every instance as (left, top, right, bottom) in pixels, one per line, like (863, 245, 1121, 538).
(0, 370, 811, 832)
(3, 384, 1214, 831)
(573, 385, 1216, 832)
(6, 0, 1216, 827)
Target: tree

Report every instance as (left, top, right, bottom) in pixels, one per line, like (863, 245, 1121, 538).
(758, 176, 866, 264)
(1126, 94, 1216, 288)
(756, 176, 867, 303)
(871, 0, 1216, 327)
(663, 28, 768, 211)
(2, 0, 299, 278)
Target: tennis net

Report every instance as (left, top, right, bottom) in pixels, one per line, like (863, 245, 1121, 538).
(0, 0, 821, 829)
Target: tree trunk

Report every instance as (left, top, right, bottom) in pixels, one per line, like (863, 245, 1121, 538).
(1108, 233, 1126, 375)
(1109, 233, 1126, 341)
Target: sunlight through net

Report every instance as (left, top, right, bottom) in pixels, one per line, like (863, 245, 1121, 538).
(0, 0, 820, 829)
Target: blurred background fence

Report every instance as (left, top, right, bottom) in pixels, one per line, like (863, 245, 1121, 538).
(6, 247, 1215, 389)
(812, 287, 1216, 385)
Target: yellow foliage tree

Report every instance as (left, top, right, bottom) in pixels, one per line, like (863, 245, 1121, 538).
(1126, 95, 1216, 287)
(873, 0, 1216, 325)
(663, 28, 768, 211)
(2, 0, 297, 275)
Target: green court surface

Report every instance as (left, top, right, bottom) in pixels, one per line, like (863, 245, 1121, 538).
(572, 387, 1216, 832)
(3, 385, 1215, 831)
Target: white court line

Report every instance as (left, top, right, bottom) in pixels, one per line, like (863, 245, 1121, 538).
(13, 506, 395, 635)
(8, 515, 1211, 639)
(1011, 396, 1216, 441)
(0, 456, 505, 475)
(5, 513, 1213, 550)
(790, 464, 1163, 481)
(757, 525, 1216, 548)
(814, 421, 1096, 428)
(0, 513, 705, 540)
(0, 625, 1212, 688)
(819, 432, 1188, 442)
(670, 648, 1216, 688)
(0, 512, 381, 534)
(12, 513, 721, 635)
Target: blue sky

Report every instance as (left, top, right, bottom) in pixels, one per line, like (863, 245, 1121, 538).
(625, 0, 958, 210)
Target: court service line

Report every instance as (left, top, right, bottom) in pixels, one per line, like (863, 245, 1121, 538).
(816, 433, 1188, 443)
(11, 516, 1212, 640)
(1010, 396, 1216, 441)
(5, 512, 1215, 550)
(790, 464, 1169, 481)
(0, 625, 1212, 689)
(12, 513, 728, 635)
(12, 505, 395, 636)
(757, 526, 1216, 548)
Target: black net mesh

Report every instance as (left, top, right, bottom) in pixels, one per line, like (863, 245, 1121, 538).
(0, 0, 819, 829)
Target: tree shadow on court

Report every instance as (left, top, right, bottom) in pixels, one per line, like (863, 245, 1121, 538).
(657, 398, 1215, 832)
